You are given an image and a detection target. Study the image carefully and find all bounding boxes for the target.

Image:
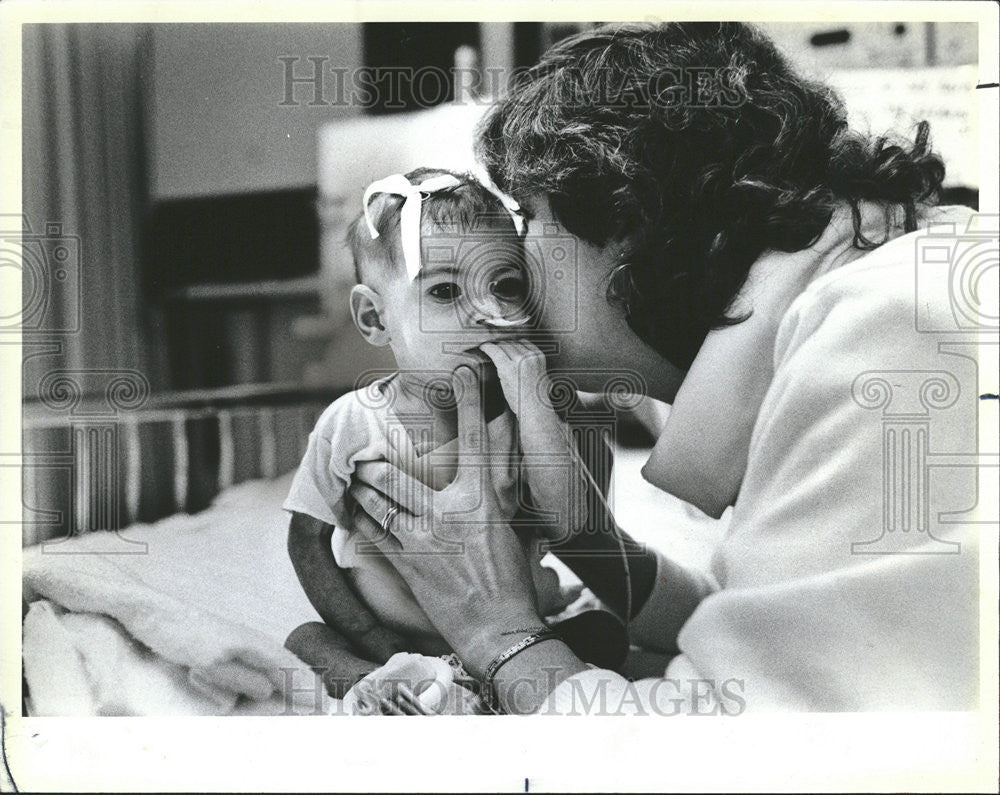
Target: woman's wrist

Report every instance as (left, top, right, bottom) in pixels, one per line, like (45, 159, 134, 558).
(461, 618, 590, 714)
(457, 611, 548, 680)
(490, 639, 588, 715)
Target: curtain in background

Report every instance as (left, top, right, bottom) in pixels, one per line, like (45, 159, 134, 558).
(21, 23, 159, 386)
(20, 24, 163, 546)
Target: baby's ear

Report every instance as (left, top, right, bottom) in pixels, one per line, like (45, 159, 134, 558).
(350, 285, 391, 346)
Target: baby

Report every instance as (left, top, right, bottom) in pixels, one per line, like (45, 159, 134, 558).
(283, 168, 626, 706)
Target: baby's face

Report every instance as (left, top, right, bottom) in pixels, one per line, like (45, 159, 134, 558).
(379, 228, 534, 377)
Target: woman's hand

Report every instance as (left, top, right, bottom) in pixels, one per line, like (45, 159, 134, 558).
(347, 365, 546, 678)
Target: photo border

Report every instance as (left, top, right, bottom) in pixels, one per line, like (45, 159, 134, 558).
(1, 1, 996, 791)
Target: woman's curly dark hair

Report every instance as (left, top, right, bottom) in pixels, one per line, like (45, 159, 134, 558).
(476, 22, 946, 368)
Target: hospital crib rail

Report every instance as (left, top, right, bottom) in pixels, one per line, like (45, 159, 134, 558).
(20, 382, 338, 547)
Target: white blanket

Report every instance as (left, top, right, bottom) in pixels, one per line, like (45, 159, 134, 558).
(22, 473, 337, 716)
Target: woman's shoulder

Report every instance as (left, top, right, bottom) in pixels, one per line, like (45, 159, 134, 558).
(777, 204, 977, 359)
(796, 205, 975, 308)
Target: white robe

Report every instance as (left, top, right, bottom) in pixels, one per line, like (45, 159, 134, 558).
(541, 203, 989, 713)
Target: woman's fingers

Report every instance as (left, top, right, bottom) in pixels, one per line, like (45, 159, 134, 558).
(355, 624, 409, 663)
(349, 483, 406, 554)
(354, 460, 433, 516)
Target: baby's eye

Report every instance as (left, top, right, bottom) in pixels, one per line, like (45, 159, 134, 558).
(489, 275, 528, 304)
(427, 282, 462, 301)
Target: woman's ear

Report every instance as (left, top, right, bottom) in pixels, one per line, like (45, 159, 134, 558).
(350, 284, 391, 346)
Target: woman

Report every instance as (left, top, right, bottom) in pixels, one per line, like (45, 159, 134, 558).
(318, 22, 981, 713)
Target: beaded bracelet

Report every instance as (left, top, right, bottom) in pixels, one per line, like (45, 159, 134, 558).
(482, 628, 559, 714)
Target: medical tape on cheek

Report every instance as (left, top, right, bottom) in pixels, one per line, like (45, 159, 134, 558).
(482, 315, 530, 327)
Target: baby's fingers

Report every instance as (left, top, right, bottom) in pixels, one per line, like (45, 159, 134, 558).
(453, 365, 489, 457)
(479, 343, 520, 406)
(478, 341, 515, 364)
(376, 694, 407, 715)
(351, 684, 378, 715)
(511, 338, 548, 363)
(397, 684, 434, 715)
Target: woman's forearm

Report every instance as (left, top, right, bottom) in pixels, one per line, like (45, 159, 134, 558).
(629, 553, 716, 655)
(553, 514, 713, 654)
(549, 520, 658, 620)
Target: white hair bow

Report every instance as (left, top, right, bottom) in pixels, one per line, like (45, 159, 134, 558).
(469, 164, 526, 238)
(362, 172, 526, 282)
(363, 173, 462, 282)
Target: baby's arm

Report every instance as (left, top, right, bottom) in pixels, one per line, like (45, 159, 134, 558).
(480, 342, 657, 621)
(552, 430, 658, 622)
(480, 340, 590, 538)
(287, 511, 407, 663)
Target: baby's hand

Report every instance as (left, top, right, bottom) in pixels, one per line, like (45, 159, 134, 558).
(343, 652, 483, 715)
(480, 340, 590, 538)
(479, 339, 550, 406)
